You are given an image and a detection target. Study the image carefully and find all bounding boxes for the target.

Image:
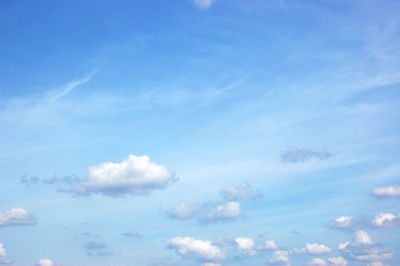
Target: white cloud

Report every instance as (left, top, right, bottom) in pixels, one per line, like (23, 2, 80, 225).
(235, 237, 257, 256)
(0, 208, 37, 226)
(327, 256, 347, 265)
(307, 258, 327, 266)
(372, 185, 400, 197)
(339, 230, 394, 261)
(355, 230, 372, 245)
(220, 183, 263, 201)
(294, 243, 331, 255)
(194, 0, 214, 9)
(37, 258, 54, 266)
(206, 201, 242, 222)
(371, 213, 398, 227)
(71, 155, 175, 196)
(0, 243, 11, 264)
(235, 237, 254, 250)
(269, 250, 290, 265)
(328, 216, 357, 229)
(263, 240, 278, 250)
(166, 237, 224, 260)
(167, 202, 201, 220)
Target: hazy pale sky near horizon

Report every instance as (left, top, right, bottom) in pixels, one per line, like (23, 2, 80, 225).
(1, 0, 400, 265)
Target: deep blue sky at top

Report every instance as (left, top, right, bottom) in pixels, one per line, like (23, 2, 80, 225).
(1, 0, 400, 265)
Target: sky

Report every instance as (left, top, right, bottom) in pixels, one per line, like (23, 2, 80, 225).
(0, 0, 400, 265)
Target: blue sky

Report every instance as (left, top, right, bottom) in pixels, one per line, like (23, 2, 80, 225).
(1, 0, 400, 265)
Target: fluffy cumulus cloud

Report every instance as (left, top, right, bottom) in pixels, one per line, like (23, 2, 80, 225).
(167, 202, 201, 220)
(0, 243, 11, 264)
(235, 237, 257, 256)
(69, 155, 175, 196)
(307, 258, 327, 266)
(269, 250, 290, 265)
(293, 243, 332, 255)
(0, 208, 37, 226)
(281, 147, 330, 163)
(328, 216, 358, 229)
(205, 201, 242, 222)
(371, 213, 398, 228)
(372, 185, 400, 197)
(327, 257, 347, 265)
(37, 258, 54, 266)
(220, 183, 263, 201)
(166, 237, 224, 261)
(338, 230, 394, 262)
(193, 0, 213, 9)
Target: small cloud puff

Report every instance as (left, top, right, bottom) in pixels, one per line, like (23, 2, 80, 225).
(281, 147, 330, 163)
(328, 216, 358, 229)
(338, 230, 394, 261)
(269, 250, 290, 265)
(37, 258, 54, 266)
(372, 185, 400, 197)
(166, 237, 225, 260)
(0, 208, 37, 226)
(262, 240, 279, 250)
(293, 243, 331, 255)
(220, 183, 263, 201)
(167, 202, 201, 220)
(205, 201, 242, 222)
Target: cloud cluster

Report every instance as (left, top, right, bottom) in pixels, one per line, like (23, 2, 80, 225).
(0, 208, 37, 226)
(372, 186, 400, 197)
(281, 147, 331, 163)
(167, 183, 261, 223)
(338, 231, 394, 261)
(0, 243, 11, 264)
(166, 237, 225, 261)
